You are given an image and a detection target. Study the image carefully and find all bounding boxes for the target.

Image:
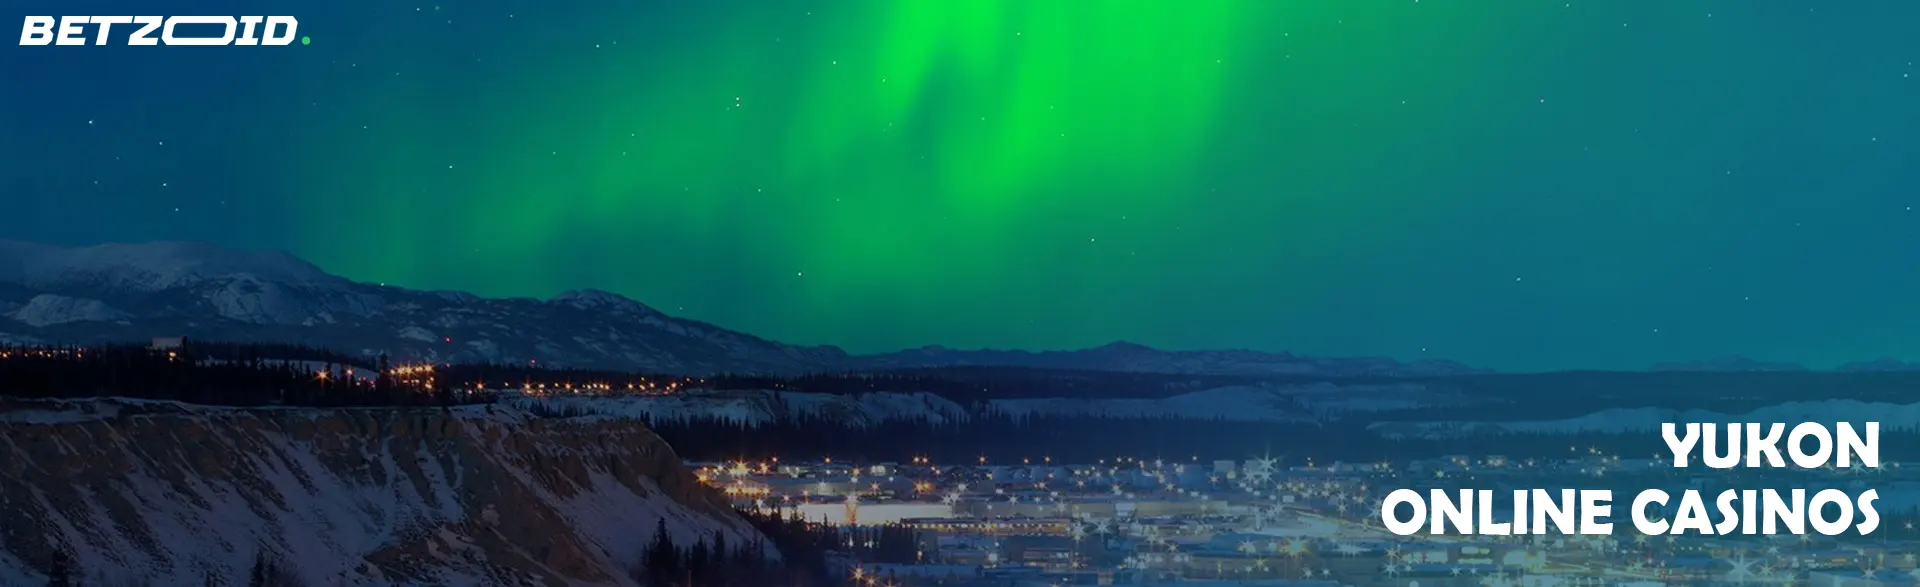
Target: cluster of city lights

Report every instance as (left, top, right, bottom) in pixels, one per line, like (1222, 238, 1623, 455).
(721, 483, 770, 496)
(848, 567, 895, 587)
(686, 448, 1920, 583)
(0, 349, 86, 360)
(388, 364, 435, 377)
(312, 363, 441, 392)
(507, 379, 684, 397)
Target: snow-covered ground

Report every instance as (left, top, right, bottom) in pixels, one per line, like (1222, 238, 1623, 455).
(1368, 399, 1920, 440)
(7, 293, 130, 327)
(1283, 382, 1492, 418)
(0, 398, 759, 586)
(989, 386, 1313, 423)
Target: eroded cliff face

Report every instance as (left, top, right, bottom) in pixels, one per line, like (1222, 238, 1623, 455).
(0, 399, 762, 586)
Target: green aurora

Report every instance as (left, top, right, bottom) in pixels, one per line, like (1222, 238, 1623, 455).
(7, 1, 1918, 370)
(303, 1, 1505, 352)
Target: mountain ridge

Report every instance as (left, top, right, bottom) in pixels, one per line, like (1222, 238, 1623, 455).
(0, 239, 1912, 375)
(0, 239, 1459, 376)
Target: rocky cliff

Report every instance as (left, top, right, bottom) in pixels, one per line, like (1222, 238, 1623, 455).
(0, 399, 762, 586)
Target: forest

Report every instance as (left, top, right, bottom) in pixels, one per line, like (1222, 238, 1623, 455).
(633, 508, 921, 587)
(8, 340, 1917, 463)
(12, 340, 1918, 408)
(0, 342, 489, 408)
(0, 342, 1241, 407)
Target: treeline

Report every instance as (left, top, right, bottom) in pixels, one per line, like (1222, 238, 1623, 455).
(438, 362, 694, 392)
(18, 339, 1920, 427)
(633, 517, 785, 587)
(704, 367, 1248, 401)
(0, 341, 1260, 410)
(628, 503, 927, 587)
(440, 365, 1241, 401)
(0, 342, 490, 408)
(185, 341, 376, 370)
(459, 364, 1920, 408)
(38, 546, 309, 587)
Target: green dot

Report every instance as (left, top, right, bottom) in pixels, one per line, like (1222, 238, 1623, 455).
(300, 36, 311, 45)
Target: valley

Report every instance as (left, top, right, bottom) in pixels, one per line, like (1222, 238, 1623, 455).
(4, 241, 1918, 586)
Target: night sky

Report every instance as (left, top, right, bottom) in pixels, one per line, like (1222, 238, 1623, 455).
(3, 1, 1917, 371)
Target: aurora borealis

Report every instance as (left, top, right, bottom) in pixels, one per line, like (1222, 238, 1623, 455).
(3, 1, 1918, 370)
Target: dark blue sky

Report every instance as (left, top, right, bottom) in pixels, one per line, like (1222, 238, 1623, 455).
(3, 0, 1919, 370)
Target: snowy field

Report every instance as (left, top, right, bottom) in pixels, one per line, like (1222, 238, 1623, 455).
(1369, 399, 1920, 440)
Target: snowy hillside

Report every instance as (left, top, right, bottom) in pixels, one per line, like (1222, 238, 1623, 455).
(0, 398, 761, 586)
(7, 294, 130, 327)
(0, 240, 337, 291)
(0, 240, 1486, 377)
(0, 239, 850, 375)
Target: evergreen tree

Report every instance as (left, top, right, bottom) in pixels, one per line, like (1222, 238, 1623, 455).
(708, 531, 729, 587)
(44, 550, 73, 587)
(685, 539, 711, 587)
(248, 551, 269, 587)
(643, 518, 680, 587)
(375, 354, 392, 396)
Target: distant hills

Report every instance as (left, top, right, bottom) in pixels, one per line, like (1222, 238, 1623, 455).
(0, 240, 1484, 377)
(1648, 356, 1810, 373)
(1647, 355, 1920, 373)
(2, 239, 1907, 377)
(859, 342, 1481, 378)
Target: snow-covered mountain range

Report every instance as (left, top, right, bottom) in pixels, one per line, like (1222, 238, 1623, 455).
(0, 239, 1483, 377)
(0, 240, 865, 374)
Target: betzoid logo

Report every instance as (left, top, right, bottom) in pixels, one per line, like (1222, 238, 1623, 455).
(20, 16, 300, 46)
